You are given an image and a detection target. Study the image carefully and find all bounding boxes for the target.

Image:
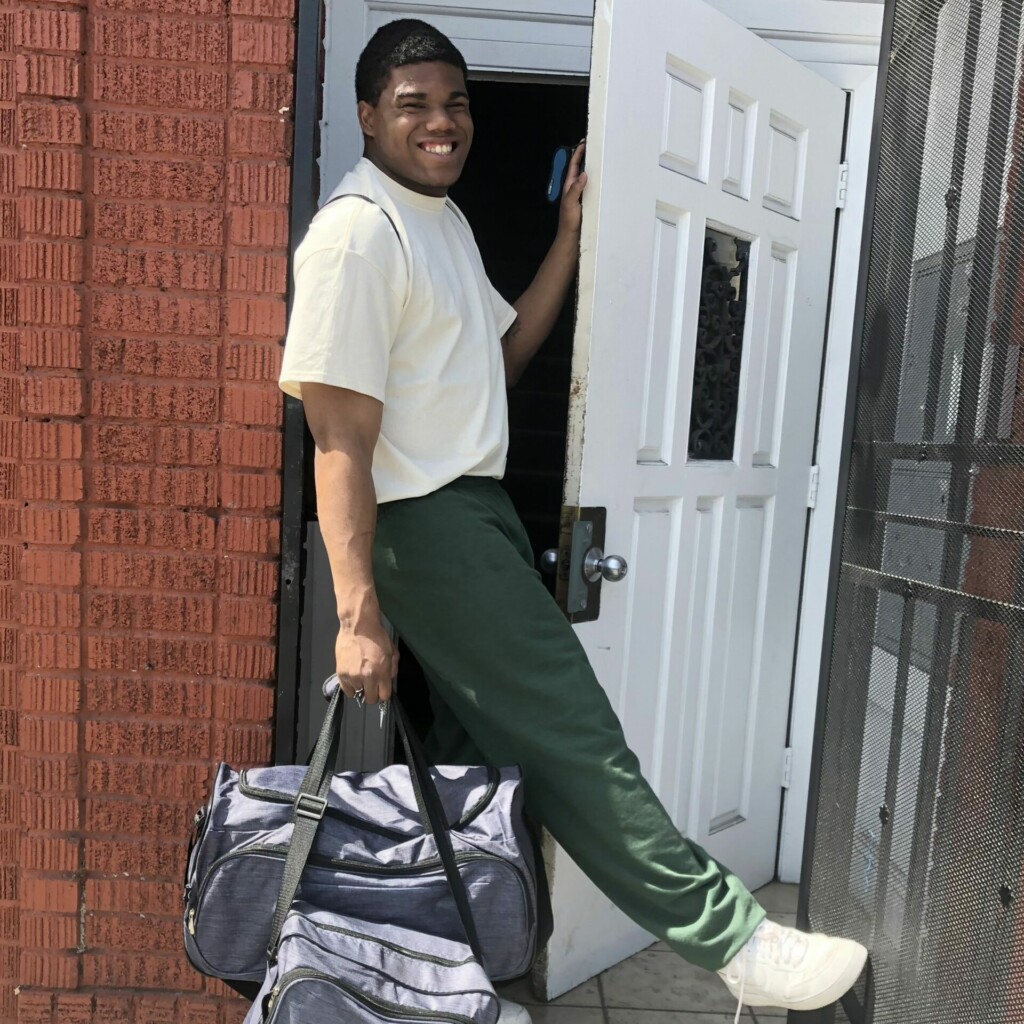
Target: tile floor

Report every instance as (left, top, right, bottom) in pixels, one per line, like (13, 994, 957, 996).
(496, 883, 798, 1024)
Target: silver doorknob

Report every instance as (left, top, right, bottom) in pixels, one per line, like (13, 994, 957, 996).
(583, 547, 628, 583)
(540, 548, 559, 575)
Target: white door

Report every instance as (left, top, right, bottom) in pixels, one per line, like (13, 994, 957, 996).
(541, 0, 845, 996)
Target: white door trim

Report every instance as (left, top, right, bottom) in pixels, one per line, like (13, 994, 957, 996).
(778, 67, 878, 884)
(707, 0, 883, 87)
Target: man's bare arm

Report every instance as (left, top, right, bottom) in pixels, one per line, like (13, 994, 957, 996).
(502, 141, 587, 387)
(302, 382, 396, 704)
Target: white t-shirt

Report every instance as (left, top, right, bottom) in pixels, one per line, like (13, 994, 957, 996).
(279, 158, 518, 504)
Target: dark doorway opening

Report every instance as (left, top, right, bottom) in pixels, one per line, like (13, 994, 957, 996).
(451, 77, 589, 560)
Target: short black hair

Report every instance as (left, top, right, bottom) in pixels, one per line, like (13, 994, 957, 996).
(356, 19, 468, 105)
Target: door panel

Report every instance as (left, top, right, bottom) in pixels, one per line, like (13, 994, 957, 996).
(542, 0, 844, 996)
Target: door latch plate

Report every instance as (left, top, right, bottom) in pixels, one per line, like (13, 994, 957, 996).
(554, 506, 607, 623)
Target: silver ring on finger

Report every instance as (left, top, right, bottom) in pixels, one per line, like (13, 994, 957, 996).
(354, 688, 365, 707)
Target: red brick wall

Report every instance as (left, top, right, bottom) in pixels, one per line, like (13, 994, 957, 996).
(2, 0, 297, 1020)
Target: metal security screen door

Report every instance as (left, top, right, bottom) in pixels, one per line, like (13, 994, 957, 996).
(804, 1, 1024, 1022)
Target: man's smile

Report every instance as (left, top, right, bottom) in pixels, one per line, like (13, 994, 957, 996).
(419, 140, 457, 156)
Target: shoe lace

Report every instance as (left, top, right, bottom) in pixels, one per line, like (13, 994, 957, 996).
(761, 925, 809, 969)
(731, 965, 746, 1024)
(724, 937, 752, 1024)
(725, 923, 810, 1024)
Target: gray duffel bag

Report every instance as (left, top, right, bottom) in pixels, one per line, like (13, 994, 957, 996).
(183, 676, 541, 984)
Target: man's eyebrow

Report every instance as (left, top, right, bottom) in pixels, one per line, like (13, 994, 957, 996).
(394, 90, 470, 101)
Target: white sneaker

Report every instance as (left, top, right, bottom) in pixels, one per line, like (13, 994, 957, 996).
(497, 998, 533, 1024)
(717, 919, 867, 1022)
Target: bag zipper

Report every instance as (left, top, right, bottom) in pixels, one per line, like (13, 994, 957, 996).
(191, 846, 534, 945)
(182, 793, 215, 907)
(304, 917, 476, 967)
(264, 967, 480, 1024)
(238, 766, 500, 834)
(196, 845, 522, 902)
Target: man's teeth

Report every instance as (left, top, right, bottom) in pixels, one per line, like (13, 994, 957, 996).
(423, 143, 453, 155)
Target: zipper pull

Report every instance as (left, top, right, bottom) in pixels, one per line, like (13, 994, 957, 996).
(267, 984, 281, 1014)
(187, 908, 196, 935)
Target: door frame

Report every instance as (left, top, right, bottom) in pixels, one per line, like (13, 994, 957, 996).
(276, 0, 324, 764)
(276, 0, 884, 885)
(275, 0, 595, 763)
(779, 66, 878, 883)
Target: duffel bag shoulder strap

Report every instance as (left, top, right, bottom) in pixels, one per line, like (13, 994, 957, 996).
(266, 681, 435, 956)
(393, 702, 484, 961)
(266, 682, 344, 959)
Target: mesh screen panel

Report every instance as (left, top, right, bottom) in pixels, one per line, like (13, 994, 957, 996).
(807, 1, 1024, 1021)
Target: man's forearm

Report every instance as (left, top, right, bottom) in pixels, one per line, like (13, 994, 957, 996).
(503, 229, 580, 386)
(314, 446, 381, 630)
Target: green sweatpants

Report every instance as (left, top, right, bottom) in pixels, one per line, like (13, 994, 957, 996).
(371, 476, 764, 972)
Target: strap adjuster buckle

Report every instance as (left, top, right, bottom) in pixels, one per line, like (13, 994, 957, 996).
(294, 793, 327, 820)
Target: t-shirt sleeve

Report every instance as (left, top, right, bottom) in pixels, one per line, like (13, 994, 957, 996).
(279, 241, 404, 403)
(490, 281, 518, 338)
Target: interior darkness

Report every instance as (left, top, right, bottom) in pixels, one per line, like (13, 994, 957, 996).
(398, 78, 590, 730)
(451, 79, 589, 559)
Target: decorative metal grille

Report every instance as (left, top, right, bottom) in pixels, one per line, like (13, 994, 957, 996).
(688, 228, 750, 460)
(804, 2, 1024, 1023)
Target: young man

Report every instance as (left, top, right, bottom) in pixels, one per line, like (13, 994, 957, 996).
(280, 18, 868, 1021)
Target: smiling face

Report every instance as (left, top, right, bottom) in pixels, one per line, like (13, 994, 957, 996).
(358, 62, 473, 197)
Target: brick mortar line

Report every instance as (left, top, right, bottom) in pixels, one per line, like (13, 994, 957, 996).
(90, 55, 294, 68)
(83, 101, 287, 117)
(24, 242, 290, 256)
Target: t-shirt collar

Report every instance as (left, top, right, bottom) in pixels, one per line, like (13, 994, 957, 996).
(361, 158, 448, 213)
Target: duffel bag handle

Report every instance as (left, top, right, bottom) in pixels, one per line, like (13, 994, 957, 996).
(267, 682, 346, 959)
(267, 677, 483, 965)
(392, 696, 484, 962)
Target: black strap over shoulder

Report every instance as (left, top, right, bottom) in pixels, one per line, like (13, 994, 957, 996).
(323, 193, 402, 244)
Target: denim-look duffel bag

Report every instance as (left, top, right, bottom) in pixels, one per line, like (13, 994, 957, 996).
(242, 903, 500, 1024)
(183, 677, 540, 983)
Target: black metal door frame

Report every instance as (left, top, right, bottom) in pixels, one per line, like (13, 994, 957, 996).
(275, 0, 322, 764)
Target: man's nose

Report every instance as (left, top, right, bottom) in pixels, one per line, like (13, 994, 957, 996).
(424, 106, 456, 131)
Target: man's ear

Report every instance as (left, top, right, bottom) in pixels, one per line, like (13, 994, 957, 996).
(357, 99, 376, 139)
